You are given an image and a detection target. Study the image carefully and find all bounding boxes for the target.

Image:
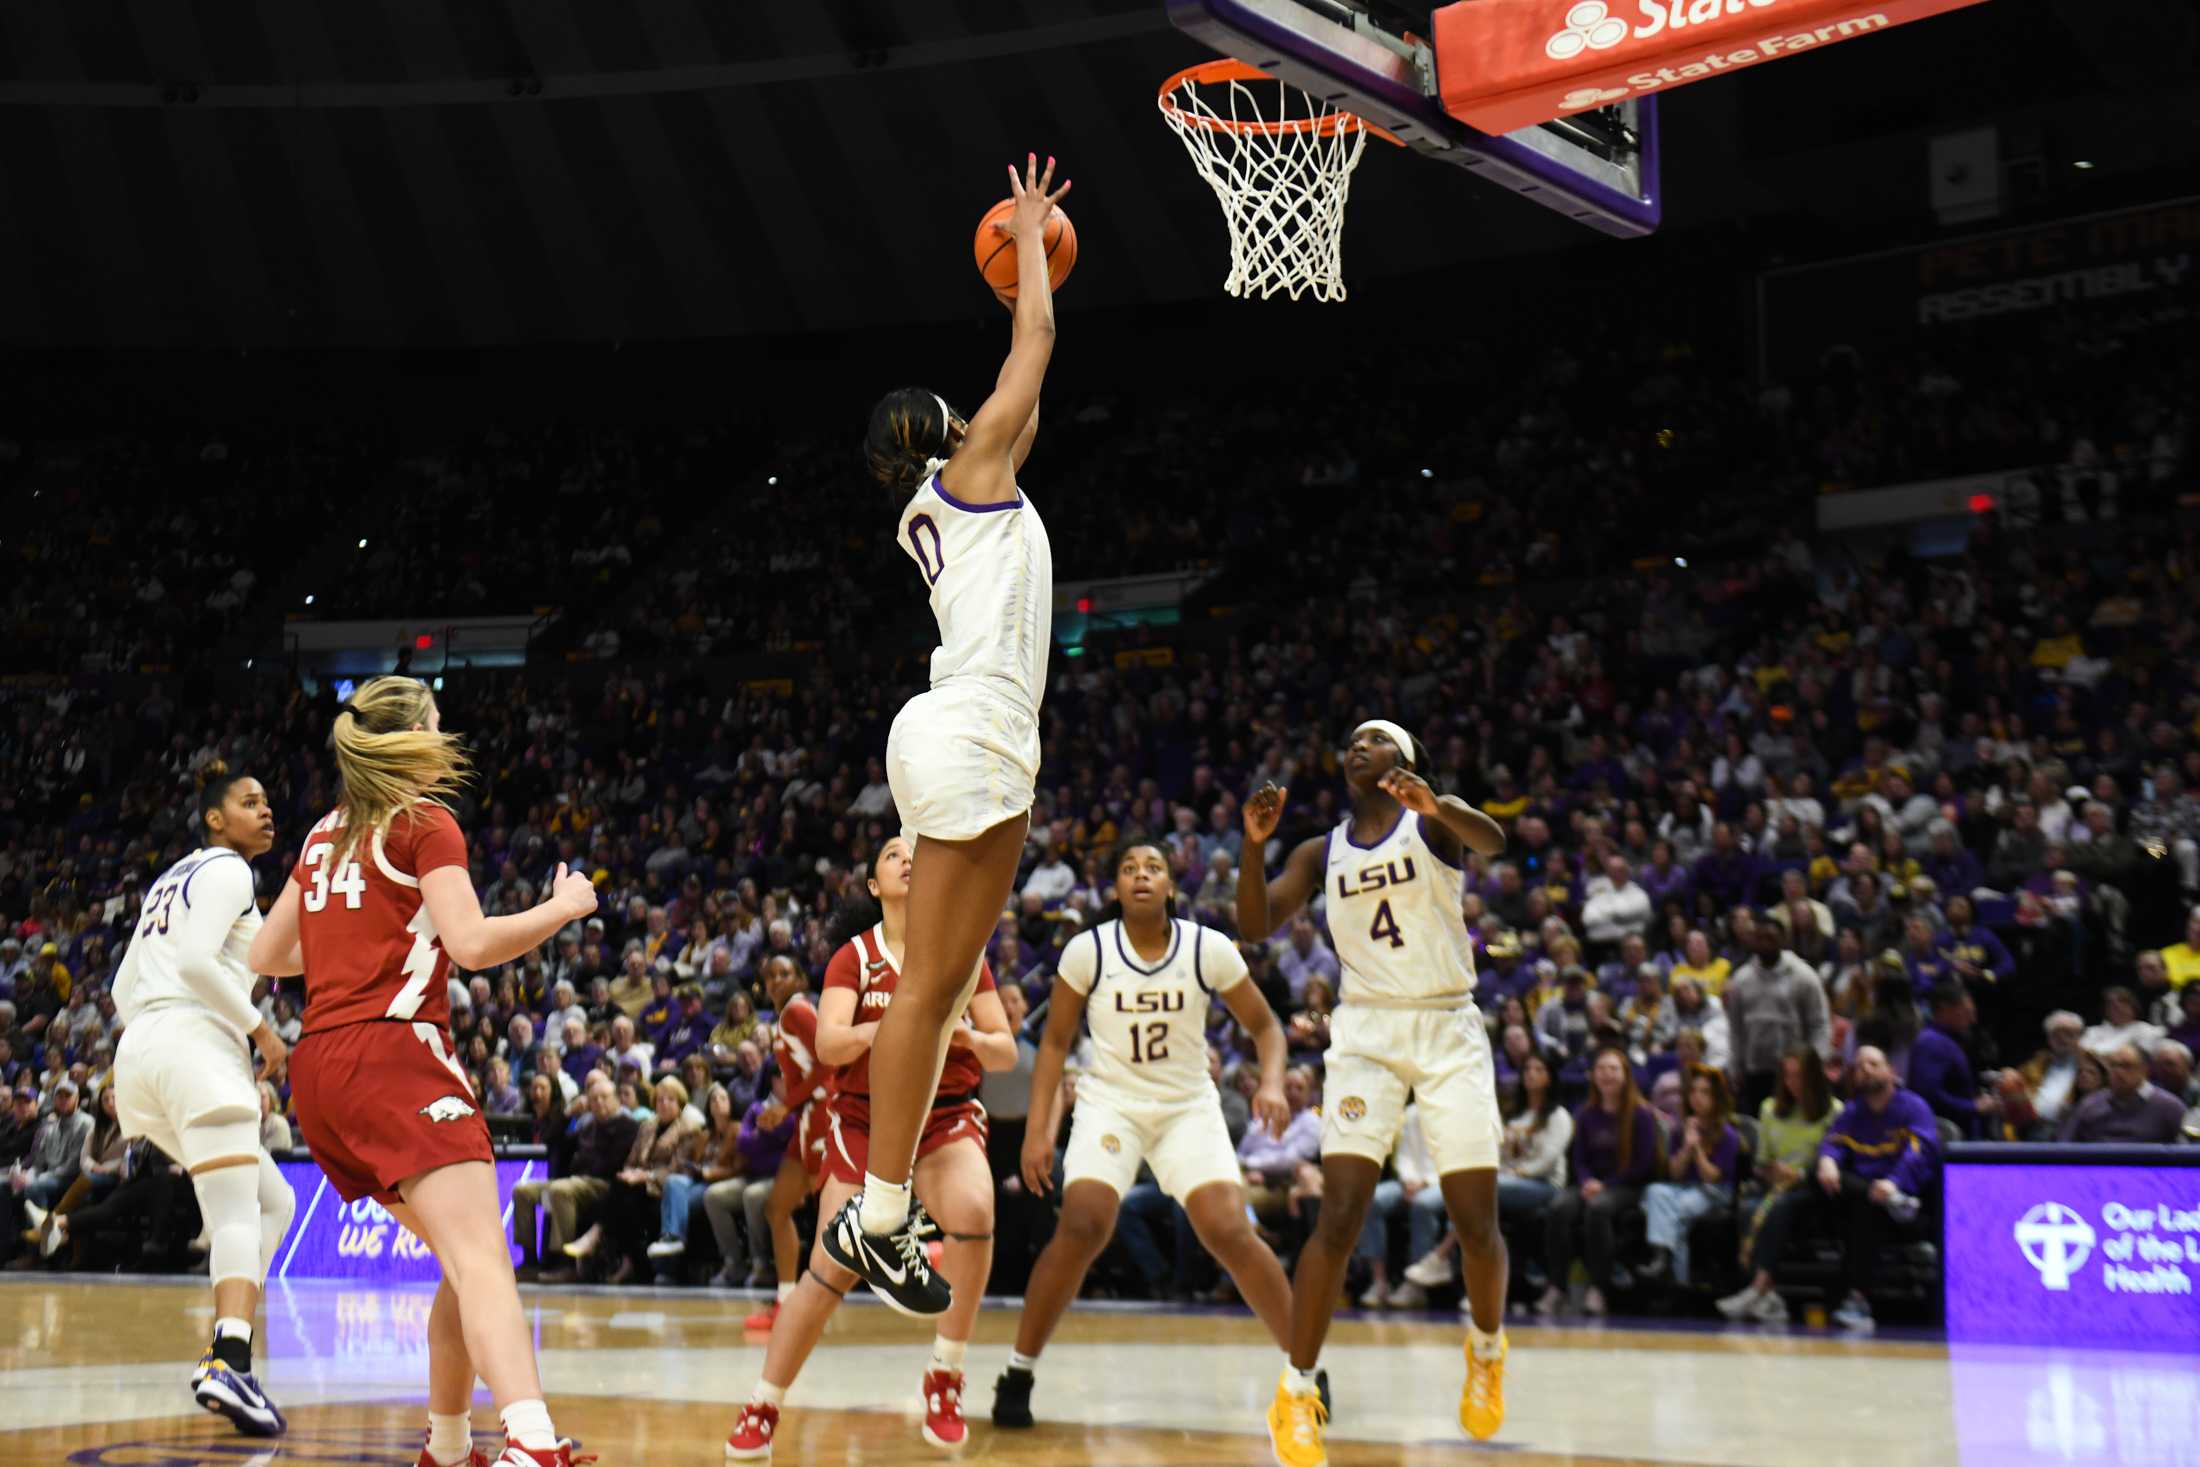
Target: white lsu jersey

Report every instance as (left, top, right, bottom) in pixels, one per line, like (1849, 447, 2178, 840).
(1055, 918, 1247, 1106)
(1323, 811, 1478, 1007)
(112, 847, 264, 1040)
(897, 464, 1053, 715)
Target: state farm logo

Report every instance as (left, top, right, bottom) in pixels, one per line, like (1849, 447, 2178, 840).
(1547, 1, 1629, 59)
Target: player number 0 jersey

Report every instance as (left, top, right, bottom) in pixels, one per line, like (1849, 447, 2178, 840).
(896, 467, 1053, 715)
(1055, 918, 1247, 1106)
(1324, 810, 1478, 1006)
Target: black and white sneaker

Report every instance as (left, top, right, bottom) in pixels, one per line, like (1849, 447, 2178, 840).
(991, 1365, 1035, 1428)
(818, 1196, 952, 1317)
(192, 1349, 287, 1436)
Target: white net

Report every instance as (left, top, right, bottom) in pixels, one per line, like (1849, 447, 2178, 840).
(1158, 64, 1379, 303)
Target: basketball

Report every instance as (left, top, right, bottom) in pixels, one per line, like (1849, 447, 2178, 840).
(974, 198, 1077, 299)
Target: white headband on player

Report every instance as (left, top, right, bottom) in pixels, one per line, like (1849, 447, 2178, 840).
(1353, 720, 1416, 767)
(932, 392, 957, 447)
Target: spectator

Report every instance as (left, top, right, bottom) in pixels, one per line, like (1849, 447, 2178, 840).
(1728, 1044, 1835, 1316)
(1719, 1046, 1936, 1332)
(591, 1075, 701, 1285)
(2059, 1044, 2186, 1143)
(1494, 1052, 1570, 1287)
(2158, 908, 2200, 993)
(1769, 870, 1833, 946)
(1353, 1103, 1445, 1309)
(723, 1041, 769, 1116)
(1238, 1065, 1321, 1234)
(2082, 987, 2164, 1059)
(257, 1082, 296, 1151)
(533, 1075, 640, 1283)
(2169, 986, 2200, 1055)
(1640, 1064, 1740, 1287)
(0, 1083, 40, 1167)
(2153, 1041, 2194, 1109)
(560, 1017, 604, 1085)
(480, 1056, 524, 1117)
(1663, 976, 1731, 1071)
(1275, 917, 1341, 1006)
(649, 1081, 737, 1273)
(1539, 1046, 1662, 1318)
(1533, 968, 1597, 1066)
(1723, 923, 1832, 1114)
(711, 983, 763, 1064)
(1581, 855, 1652, 947)
(1, 1079, 90, 1266)
(1022, 842, 1077, 906)
(1669, 932, 1730, 999)
(1934, 895, 2014, 992)
(1909, 985, 1992, 1140)
(654, 984, 711, 1077)
(1922, 821, 1984, 898)
(1618, 967, 1673, 1061)
(1996, 1011, 2087, 1138)
(608, 1014, 654, 1076)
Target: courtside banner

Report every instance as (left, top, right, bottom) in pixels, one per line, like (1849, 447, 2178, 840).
(270, 1155, 540, 1281)
(1433, 0, 1989, 136)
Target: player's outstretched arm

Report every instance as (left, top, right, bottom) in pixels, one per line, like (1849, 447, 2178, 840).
(248, 878, 306, 978)
(420, 861, 596, 971)
(1020, 977, 1089, 1196)
(1236, 782, 1323, 942)
(941, 153, 1070, 507)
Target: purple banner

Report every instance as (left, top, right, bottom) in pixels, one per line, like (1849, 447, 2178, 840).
(271, 1156, 540, 1281)
(1945, 1161, 2200, 1353)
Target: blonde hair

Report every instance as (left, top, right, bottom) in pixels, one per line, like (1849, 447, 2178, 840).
(329, 676, 471, 868)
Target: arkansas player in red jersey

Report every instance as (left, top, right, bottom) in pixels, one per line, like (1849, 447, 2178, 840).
(725, 836, 1018, 1461)
(249, 677, 597, 1467)
(739, 953, 831, 1334)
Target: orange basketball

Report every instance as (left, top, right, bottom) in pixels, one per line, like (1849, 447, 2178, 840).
(974, 199, 1076, 299)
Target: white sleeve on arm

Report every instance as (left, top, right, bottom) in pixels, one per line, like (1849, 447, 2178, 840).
(175, 858, 264, 1035)
(1202, 927, 1251, 993)
(1055, 929, 1102, 996)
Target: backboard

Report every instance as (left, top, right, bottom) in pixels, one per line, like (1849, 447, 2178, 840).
(1166, 0, 1661, 237)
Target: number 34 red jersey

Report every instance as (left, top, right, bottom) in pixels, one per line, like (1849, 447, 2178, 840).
(293, 803, 469, 1036)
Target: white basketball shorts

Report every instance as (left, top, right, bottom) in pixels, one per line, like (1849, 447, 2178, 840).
(115, 1007, 265, 1170)
(1319, 1003, 1503, 1176)
(1061, 1088, 1243, 1204)
(886, 680, 1040, 843)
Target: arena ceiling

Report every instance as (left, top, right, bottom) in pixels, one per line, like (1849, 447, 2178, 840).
(0, 0, 2183, 349)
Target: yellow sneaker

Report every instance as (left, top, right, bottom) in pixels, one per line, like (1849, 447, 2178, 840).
(1460, 1334, 1507, 1440)
(1267, 1372, 1329, 1467)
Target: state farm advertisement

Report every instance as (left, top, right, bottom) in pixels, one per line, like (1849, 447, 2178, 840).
(1433, 0, 1989, 135)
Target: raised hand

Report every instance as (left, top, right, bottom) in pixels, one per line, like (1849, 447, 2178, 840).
(994, 153, 1072, 241)
(1243, 782, 1287, 842)
(1378, 767, 1440, 816)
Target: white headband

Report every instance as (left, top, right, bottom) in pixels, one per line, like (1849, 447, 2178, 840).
(1353, 720, 1416, 767)
(932, 392, 956, 443)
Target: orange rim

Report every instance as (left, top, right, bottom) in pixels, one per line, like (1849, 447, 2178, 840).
(1157, 59, 1402, 146)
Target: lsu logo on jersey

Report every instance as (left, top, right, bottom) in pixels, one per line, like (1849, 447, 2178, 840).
(1337, 857, 1418, 898)
(1100, 1134, 1122, 1154)
(1111, 990, 1186, 1014)
(1336, 1096, 1367, 1122)
(419, 1096, 476, 1123)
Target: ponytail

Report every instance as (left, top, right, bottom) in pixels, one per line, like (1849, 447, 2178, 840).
(329, 676, 471, 868)
(193, 759, 252, 842)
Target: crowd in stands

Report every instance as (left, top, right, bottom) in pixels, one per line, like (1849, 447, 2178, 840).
(3, 286, 2198, 1323)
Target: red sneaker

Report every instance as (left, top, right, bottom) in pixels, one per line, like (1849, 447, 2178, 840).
(414, 1446, 491, 1467)
(493, 1443, 593, 1467)
(724, 1401, 780, 1462)
(742, 1300, 780, 1332)
(921, 1368, 967, 1450)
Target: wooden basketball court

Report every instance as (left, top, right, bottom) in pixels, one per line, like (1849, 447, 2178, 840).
(1, 1274, 2179, 1465)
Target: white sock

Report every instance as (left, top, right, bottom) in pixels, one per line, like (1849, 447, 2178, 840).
(776, 1281, 795, 1303)
(426, 1412, 472, 1466)
(1468, 1323, 1507, 1362)
(859, 1172, 911, 1234)
(499, 1398, 557, 1451)
(752, 1380, 786, 1408)
(1285, 1364, 1320, 1397)
(1007, 1350, 1038, 1372)
(929, 1335, 967, 1373)
(214, 1317, 254, 1345)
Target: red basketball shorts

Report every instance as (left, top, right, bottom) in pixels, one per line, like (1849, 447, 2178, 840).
(822, 1094, 988, 1188)
(291, 1020, 494, 1205)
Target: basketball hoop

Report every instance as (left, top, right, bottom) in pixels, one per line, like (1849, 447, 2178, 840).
(1157, 59, 1399, 303)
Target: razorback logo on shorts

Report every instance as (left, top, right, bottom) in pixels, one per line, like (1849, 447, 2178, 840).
(1100, 1134, 1121, 1154)
(419, 1095, 476, 1123)
(1337, 1096, 1368, 1122)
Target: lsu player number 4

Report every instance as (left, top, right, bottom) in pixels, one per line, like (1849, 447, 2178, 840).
(1237, 720, 1513, 1467)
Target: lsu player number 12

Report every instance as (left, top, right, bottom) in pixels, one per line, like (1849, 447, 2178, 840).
(1237, 720, 1513, 1467)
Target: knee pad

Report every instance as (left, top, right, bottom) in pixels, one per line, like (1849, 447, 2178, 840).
(193, 1162, 266, 1288)
(257, 1153, 296, 1277)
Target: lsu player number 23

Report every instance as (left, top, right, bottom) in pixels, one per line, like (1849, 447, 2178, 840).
(1237, 720, 1513, 1467)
